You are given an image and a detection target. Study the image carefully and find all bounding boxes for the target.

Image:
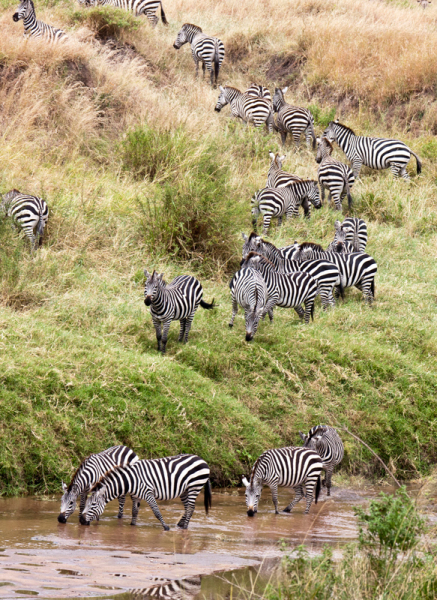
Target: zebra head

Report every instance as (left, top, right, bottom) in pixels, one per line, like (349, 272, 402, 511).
(272, 87, 287, 113)
(268, 151, 286, 170)
(173, 24, 201, 49)
(144, 270, 164, 306)
(241, 232, 263, 259)
(245, 287, 264, 342)
(1, 189, 20, 213)
(242, 476, 262, 516)
(330, 220, 354, 253)
(323, 120, 340, 143)
(315, 137, 334, 164)
(58, 481, 78, 523)
(306, 180, 322, 209)
(251, 191, 262, 227)
(215, 86, 229, 112)
(299, 426, 328, 450)
(13, 0, 33, 21)
(81, 485, 107, 525)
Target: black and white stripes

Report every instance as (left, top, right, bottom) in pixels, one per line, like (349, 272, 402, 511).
(215, 86, 274, 132)
(13, 0, 66, 41)
(273, 87, 316, 149)
(316, 137, 354, 211)
(1, 189, 49, 250)
(174, 24, 224, 86)
(88, 0, 168, 26)
(300, 425, 344, 496)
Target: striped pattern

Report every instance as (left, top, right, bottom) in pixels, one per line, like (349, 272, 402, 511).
(215, 86, 274, 132)
(326, 220, 360, 253)
(300, 425, 344, 496)
(324, 120, 422, 179)
(316, 137, 354, 211)
(13, 0, 66, 41)
(144, 270, 214, 353)
(1, 189, 49, 250)
(266, 152, 302, 188)
(241, 233, 341, 309)
(251, 180, 321, 233)
(337, 217, 368, 252)
(82, 454, 212, 529)
(58, 446, 139, 524)
(241, 253, 318, 323)
(243, 447, 323, 515)
(246, 83, 272, 101)
(174, 24, 224, 86)
(130, 578, 201, 600)
(273, 87, 316, 148)
(88, 0, 168, 27)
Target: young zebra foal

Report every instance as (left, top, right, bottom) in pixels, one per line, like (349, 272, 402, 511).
(13, 0, 66, 41)
(215, 86, 274, 133)
(299, 425, 344, 497)
(144, 270, 214, 354)
(273, 87, 316, 149)
(316, 137, 354, 211)
(266, 152, 302, 188)
(1, 189, 49, 251)
(242, 447, 323, 515)
(173, 24, 225, 86)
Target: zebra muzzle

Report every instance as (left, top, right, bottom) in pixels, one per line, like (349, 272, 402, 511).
(57, 513, 67, 524)
(214, 106, 222, 112)
(245, 332, 254, 342)
(13, 13, 19, 21)
(247, 508, 255, 517)
(79, 514, 90, 526)
(144, 297, 152, 306)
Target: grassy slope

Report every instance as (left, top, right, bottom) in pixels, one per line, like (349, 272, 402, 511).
(0, 0, 437, 494)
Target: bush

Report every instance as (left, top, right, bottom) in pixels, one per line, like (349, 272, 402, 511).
(308, 103, 336, 128)
(69, 6, 140, 38)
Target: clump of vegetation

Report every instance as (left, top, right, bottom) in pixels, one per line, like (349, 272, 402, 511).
(69, 6, 140, 38)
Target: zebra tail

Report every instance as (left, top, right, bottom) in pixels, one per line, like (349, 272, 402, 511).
(200, 298, 215, 310)
(345, 177, 353, 210)
(204, 479, 212, 514)
(371, 278, 375, 299)
(213, 47, 220, 84)
(338, 281, 345, 300)
(160, 1, 168, 25)
(37, 215, 45, 246)
(315, 475, 321, 504)
(411, 150, 422, 175)
(310, 121, 316, 150)
(311, 301, 314, 322)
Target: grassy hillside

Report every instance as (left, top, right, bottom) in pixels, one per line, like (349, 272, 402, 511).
(0, 0, 437, 494)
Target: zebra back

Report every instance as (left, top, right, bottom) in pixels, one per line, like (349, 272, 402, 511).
(301, 425, 344, 469)
(246, 83, 271, 101)
(267, 152, 302, 188)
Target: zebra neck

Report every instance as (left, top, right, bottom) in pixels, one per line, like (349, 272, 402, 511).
(186, 28, 201, 42)
(335, 126, 354, 149)
(23, 12, 36, 30)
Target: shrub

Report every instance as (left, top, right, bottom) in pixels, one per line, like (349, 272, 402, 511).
(308, 103, 336, 128)
(69, 6, 139, 38)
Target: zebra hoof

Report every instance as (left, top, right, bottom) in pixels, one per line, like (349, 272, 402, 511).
(130, 522, 137, 526)
(228, 323, 233, 328)
(282, 507, 291, 513)
(163, 524, 170, 531)
(117, 514, 123, 519)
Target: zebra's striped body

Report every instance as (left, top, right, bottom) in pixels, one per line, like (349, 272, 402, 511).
(316, 137, 354, 210)
(13, 0, 66, 41)
(300, 425, 344, 496)
(326, 220, 360, 253)
(241, 233, 341, 310)
(1, 189, 49, 250)
(215, 86, 274, 133)
(273, 87, 316, 149)
(82, 454, 212, 530)
(246, 83, 271, 101)
(144, 270, 214, 354)
(292, 242, 377, 304)
(86, 0, 167, 26)
(242, 447, 323, 515)
(252, 180, 321, 233)
(174, 24, 224, 86)
(335, 217, 368, 253)
(130, 577, 201, 600)
(58, 446, 139, 524)
(324, 120, 422, 179)
(241, 253, 317, 324)
(229, 267, 275, 341)
(266, 152, 302, 188)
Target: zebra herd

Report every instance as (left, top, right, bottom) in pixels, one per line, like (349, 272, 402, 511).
(58, 425, 344, 529)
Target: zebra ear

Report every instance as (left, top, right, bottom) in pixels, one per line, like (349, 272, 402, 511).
(299, 432, 306, 441)
(62, 481, 67, 492)
(242, 476, 250, 487)
(144, 269, 150, 278)
(269, 151, 275, 160)
(219, 85, 225, 92)
(158, 273, 164, 280)
(334, 220, 342, 231)
(279, 154, 286, 162)
(95, 485, 106, 498)
(282, 86, 288, 94)
(241, 232, 248, 241)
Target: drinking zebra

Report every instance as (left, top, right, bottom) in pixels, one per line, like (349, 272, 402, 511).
(12, 0, 66, 41)
(144, 270, 214, 354)
(266, 152, 302, 188)
(299, 425, 344, 496)
(251, 180, 321, 233)
(246, 83, 272, 101)
(241, 253, 318, 324)
(81, 454, 212, 530)
(229, 267, 275, 340)
(173, 24, 224, 86)
(316, 137, 354, 211)
(326, 220, 359, 253)
(332, 217, 368, 253)
(1, 189, 49, 251)
(215, 86, 274, 133)
(241, 233, 342, 310)
(58, 446, 139, 524)
(291, 242, 377, 304)
(129, 578, 201, 600)
(81, 0, 168, 27)
(323, 120, 422, 179)
(272, 87, 316, 149)
(242, 447, 323, 515)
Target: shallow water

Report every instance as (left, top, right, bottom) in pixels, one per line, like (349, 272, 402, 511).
(0, 485, 386, 598)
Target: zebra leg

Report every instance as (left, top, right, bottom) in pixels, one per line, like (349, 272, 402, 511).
(277, 216, 283, 229)
(333, 192, 342, 211)
(305, 127, 312, 148)
(202, 61, 206, 79)
(229, 300, 238, 328)
(304, 481, 318, 514)
(182, 313, 195, 343)
(161, 320, 172, 354)
(262, 214, 272, 235)
(178, 319, 187, 342)
(303, 297, 315, 324)
(359, 279, 374, 304)
(145, 10, 158, 27)
(283, 486, 304, 512)
(130, 496, 140, 525)
(324, 467, 334, 496)
(177, 489, 199, 529)
(263, 297, 277, 323)
(292, 130, 300, 149)
(352, 159, 362, 179)
(320, 184, 326, 204)
(144, 493, 170, 530)
(79, 492, 87, 518)
(152, 317, 162, 352)
(269, 482, 280, 514)
(280, 131, 287, 146)
(117, 495, 126, 519)
(193, 56, 200, 79)
(294, 306, 305, 320)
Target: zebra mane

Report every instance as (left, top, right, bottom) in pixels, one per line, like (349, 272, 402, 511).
(89, 464, 128, 493)
(183, 23, 202, 33)
(299, 242, 324, 252)
(67, 454, 93, 492)
(321, 137, 333, 150)
(224, 86, 241, 93)
(333, 121, 355, 135)
(244, 251, 275, 268)
(308, 425, 328, 440)
(248, 231, 259, 241)
(250, 454, 264, 485)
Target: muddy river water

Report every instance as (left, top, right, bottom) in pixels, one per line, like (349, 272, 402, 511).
(0, 485, 387, 599)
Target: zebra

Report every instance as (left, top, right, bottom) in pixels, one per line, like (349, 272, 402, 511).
(242, 447, 323, 515)
(173, 24, 224, 86)
(129, 577, 201, 599)
(58, 446, 139, 524)
(266, 152, 302, 188)
(215, 86, 274, 133)
(241, 233, 342, 310)
(84, 0, 168, 27)
(246, 83, 272, 101)
(81, 454, 212, 530)
(333, 217, 368, 253)
(417, 0, 431, 8)
(229, 267, 275, 341)
(326, 220, 360, 254)
(299, 425, 344, 497)
(241, 253, 318, 324)
(1, 189, 49, 251)
(272, 87, 316, 149)
(323, 120, 422, 179)
(144, 270, 214, 354)
(13, 0, 66, 41)
(316, 137, 354, 211)
(251, 180, 321, 233)
(291, 242, 378, 304)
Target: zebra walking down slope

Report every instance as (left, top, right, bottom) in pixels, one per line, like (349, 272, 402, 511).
(252, 180, 321, 233)
(246, 83, 272, 101)
(86, 0, 167, 26)
(299, 425, 344, 496)
(324, 120, 422, 179)
(215, 86, 274, 133)
(273, 87, 316, 149)
(241, 253, 318, 324)
(174, 24, 224, 86)
(1, 189, 49, 250)
(266, 152, 302, 188)
(242, 447, 323, 515)
(13, 0, 66, 41)
(58, 446, 139, 524)
(316, 137, 354, 211)
(144, 270, 214, 354)
(82, 454, 212, 530)
(241, 232, 342, 309)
